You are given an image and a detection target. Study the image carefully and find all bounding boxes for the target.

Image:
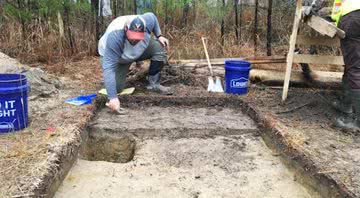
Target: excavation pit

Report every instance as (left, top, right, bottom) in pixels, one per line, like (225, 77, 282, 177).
(81, 132, 136, 163)
(55, 95, 320, 198)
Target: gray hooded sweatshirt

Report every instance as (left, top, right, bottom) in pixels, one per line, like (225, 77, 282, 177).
(98, 12, 162, 99)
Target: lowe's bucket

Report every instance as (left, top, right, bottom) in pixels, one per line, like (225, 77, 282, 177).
(0, 74, 29, 133)
(224, 60, 251, 95)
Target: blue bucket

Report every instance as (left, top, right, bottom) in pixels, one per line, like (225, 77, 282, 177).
(224, 60, 251, 95)
(0, 74, 29, 133)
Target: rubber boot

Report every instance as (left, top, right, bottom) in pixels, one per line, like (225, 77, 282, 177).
(336, 90, 360, 130)
(146, 73, 173, 95)
(332, 78, 353, 114)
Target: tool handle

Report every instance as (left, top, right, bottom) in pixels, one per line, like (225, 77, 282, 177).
(201, 37, 214, 77)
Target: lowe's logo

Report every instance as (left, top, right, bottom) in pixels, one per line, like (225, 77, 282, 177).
(231, 78, 248, 88)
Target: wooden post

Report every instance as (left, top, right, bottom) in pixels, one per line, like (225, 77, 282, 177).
(267, 0, 273, 56)
(282, 0, 302, 101)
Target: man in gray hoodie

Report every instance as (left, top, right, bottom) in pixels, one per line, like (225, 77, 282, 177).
(98, 12, 171, 112)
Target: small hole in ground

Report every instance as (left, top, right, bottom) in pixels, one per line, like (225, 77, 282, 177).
(81, 130, 136, 163)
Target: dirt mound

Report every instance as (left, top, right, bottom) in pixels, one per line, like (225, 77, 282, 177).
(0, 52, 61, 98)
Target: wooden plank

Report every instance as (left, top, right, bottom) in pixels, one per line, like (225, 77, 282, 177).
(171, 56, 286, 64)
(282, 0, 302, 101)
(293, 54, 344, 65)
(172, 59, 286, 67)
(250, 69, 342, 84)
(296, 35, 340, 47)
(307, 15, 345, 39)
(177, 66, 343, 86)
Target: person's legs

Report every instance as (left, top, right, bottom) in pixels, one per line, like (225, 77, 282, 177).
(336, 11, 360, 129)
(137, 38, 172, 95)
(115, 63, 131, 94)
(332, 76, 353, 114)
(100, 56, 131, 93)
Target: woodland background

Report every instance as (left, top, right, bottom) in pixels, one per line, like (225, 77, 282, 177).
(0, 0, 303, 64)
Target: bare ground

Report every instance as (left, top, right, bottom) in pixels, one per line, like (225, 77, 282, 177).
(0, 53, 96, 197)
(244, 87, 360, 197)
(56, 135, 316, 198)
(0, 53, 359, 197)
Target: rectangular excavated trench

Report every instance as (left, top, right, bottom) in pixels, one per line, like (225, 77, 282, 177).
(54, 97, 321, 198)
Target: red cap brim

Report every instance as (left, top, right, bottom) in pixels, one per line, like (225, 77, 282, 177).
(126, 30, 145, 40)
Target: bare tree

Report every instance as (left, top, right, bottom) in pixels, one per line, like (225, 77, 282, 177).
(254, 0, 259, 55)
(234, 0, 239, 44)
(221, 0, 225, 47)
(267, 0, 273, 56)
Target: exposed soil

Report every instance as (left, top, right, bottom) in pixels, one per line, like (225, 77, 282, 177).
(1, 52, 359, 198)
(55, 105, 317, 198)
(56, 135, 317, 198)
(0, 53, 95, 197)
(245, 87, 360, 197)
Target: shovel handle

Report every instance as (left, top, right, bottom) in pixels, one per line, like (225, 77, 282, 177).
(201, 37, 214, 77)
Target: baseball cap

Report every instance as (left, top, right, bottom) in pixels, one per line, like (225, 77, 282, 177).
(126, 17, 146, 40)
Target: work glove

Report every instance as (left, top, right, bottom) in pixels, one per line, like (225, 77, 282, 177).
(302, 6, 318, 22)
(302, 0, 325, 22)
(158, 36, 169, 49)
(323, 16, 335, 23)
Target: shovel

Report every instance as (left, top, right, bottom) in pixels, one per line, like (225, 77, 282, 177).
(201, 37, 224, 93)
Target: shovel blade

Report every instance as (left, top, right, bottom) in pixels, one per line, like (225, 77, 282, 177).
(213, 77, 224, 93)
(207, 77, 215, 92)
(208, 77, 224, 93)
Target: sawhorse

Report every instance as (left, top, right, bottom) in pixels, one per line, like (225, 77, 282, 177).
(282, 0, 345, 101)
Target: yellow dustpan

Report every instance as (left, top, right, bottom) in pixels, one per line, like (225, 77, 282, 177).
(98, 87, 135, 96)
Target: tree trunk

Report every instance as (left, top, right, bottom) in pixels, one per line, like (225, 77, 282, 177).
(64, 1, 76, 54)
(254, 0, 259, 55)
(267, 0, 273, 56)
(182, 1, 190, 27)
(113, 0, 117, 17)
(123, 0, 126, 15)
(17, 0, 26, 43)
(100, 0, 104, 33)
(192, 0, 197, 25)
(221, 0, 225, 47)
(91, 0, 99, 54)
(57, 11, 65, 51)
(234, 0, 239, 44)
(239, 0, 242, 42)
(165, 0, 169, 25)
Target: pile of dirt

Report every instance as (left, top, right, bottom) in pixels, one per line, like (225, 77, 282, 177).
(0, 52, 62, 99)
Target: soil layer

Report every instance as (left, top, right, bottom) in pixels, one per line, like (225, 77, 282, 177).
(57, 136, 315, 198)
(244, 87, 360, 198)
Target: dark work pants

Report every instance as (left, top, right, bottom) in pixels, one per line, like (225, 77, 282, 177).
(339, 10, 360, 89)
